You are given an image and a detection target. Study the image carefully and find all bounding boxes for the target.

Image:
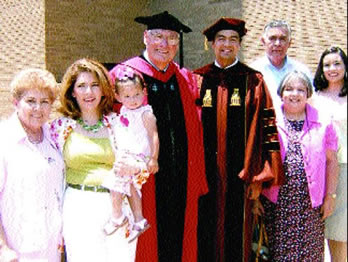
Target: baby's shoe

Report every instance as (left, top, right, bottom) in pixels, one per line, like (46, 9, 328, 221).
(104, 215, 128, 235)
(128, 218, 150, 243)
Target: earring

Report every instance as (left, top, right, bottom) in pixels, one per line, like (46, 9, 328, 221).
(345, 71, 348, 79)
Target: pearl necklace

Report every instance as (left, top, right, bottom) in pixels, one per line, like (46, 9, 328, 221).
(77, 118, 104, 133)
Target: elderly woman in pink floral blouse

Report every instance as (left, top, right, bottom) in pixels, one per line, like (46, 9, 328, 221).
(0, 68, 64, 262)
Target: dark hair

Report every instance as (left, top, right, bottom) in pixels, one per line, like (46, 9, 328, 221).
(314, 46, 347, 97)
(59, 58, 115, 119)
(115, 75, 146, 94)
(113, 65, 146, 94)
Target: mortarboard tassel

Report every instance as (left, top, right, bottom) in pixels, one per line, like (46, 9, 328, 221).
(204, 37, 209, 51)
(180, 30, 184, 68)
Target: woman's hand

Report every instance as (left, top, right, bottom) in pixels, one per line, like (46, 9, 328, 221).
(0, 245, 19, 262)
(321, 195, 336, 221)
(321, 149, 338, 221)
(147, 158, 159, 174)
(247, 181, 263, 200)
(251, 198, 265, 216)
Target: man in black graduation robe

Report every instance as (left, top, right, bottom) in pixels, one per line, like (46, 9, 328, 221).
(109, 11, 208, 262)
(194, 18, 283, 262)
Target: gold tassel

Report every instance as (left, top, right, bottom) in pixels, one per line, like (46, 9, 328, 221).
(204, 37, 209, 51)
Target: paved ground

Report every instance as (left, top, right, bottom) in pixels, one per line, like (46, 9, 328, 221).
(325, 240, 331, 262)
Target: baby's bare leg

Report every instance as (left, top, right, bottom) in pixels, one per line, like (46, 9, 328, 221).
(103, 190, 127, 235)
(128, 184, 144, 223)
(110, 190, 123, 219)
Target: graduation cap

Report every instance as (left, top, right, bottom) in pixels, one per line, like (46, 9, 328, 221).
(135, 11, 192, 68)
(203, 17, 247, 42)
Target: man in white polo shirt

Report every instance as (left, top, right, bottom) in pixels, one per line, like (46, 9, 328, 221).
(251, 20, 312, 114)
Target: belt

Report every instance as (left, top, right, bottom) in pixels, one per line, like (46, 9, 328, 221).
(68, 183, 110, 193)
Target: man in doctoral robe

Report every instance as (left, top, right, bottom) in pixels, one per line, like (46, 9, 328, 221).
(194, 17, 284, 262)
(109, 11, 208, 262)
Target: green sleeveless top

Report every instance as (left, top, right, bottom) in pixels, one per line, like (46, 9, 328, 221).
(63, 131, 115, 185)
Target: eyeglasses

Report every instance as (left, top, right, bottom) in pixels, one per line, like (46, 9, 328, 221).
(148, 30, 180, 46)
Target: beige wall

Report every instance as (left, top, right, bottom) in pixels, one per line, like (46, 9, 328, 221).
(0, 0, 347, 117)
(44, 0, 243, 77)
(45, 0, 151, 81)
(143, 0, 243, 70)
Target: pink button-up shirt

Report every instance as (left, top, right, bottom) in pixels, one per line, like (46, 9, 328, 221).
(262, 104, 338, 208)
(0, 114, 65, 253)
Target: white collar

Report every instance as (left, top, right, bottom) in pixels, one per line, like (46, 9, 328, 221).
(143, 50, 170, 72)
(214, 58, 239, 69)
(265, 55, 289, 71)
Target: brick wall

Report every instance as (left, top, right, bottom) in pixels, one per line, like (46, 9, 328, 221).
(0, 0, 347, 117)
(143, 0, 243, 70)
(45, 0, 152, 82)
(0, 0, 46, 117)
(241, 0, 348, 74)
(45, 0, 243, 76)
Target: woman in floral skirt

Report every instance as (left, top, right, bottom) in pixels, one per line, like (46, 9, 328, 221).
(253, 70, 339, 261)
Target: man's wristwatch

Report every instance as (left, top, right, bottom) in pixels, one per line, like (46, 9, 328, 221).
(327, 193, 337, 199)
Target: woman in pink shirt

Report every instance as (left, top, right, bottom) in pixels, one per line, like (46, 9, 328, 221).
(0, 69, 64, 262)
(313, 46, 347, 262)
(253, 70, 339, 261)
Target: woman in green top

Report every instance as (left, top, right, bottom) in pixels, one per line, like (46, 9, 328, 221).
(50, 58, 138, 262)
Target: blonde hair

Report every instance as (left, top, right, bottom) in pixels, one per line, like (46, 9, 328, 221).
(10, 68, 58, 102)
(59, 58, 115, 119)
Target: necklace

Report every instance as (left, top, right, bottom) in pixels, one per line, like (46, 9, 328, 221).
(77, 118, 104, 133)
(28, 132, 43, 144)
(28, 131, 43, 144)
(21, 124, 43, 144)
